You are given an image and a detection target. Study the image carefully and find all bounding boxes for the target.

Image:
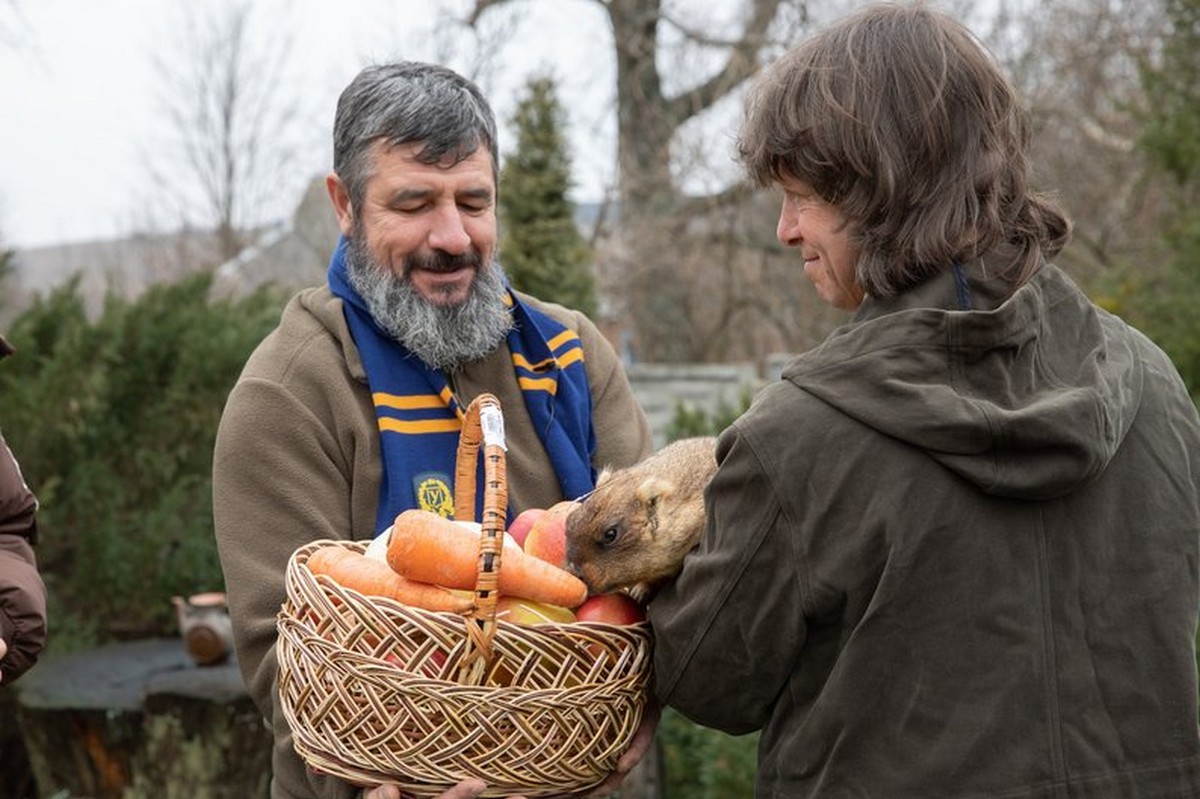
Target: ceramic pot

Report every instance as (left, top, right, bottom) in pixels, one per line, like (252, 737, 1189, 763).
(172, 592, 234, 666)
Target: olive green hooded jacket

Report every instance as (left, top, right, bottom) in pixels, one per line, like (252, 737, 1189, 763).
(651, 262, 1200, 798)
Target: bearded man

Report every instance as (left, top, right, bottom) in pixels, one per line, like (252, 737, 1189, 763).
(212, 61, 654, 799)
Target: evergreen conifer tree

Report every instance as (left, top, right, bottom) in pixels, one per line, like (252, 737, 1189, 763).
(0, 243, 15, 318)
(500, 75, 597, 317)
(1135, 0, 1200, 400)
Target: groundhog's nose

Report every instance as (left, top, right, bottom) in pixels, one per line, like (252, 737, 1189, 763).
(566, 559, 605, 594)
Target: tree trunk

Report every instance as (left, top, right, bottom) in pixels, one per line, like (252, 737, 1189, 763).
(13, 638, 271, 799)
(0, 686, 37, 799)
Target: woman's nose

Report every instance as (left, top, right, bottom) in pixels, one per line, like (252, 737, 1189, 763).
(776, 201, 800, 246)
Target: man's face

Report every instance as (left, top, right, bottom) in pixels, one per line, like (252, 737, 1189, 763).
(346, 139, 499, 306)
(330, 140, 513, 372)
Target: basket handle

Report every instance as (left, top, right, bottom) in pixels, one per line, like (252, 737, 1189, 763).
(454, 393, 508, 684)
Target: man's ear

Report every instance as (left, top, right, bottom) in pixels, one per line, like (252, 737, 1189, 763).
(325, 173, 355, 236)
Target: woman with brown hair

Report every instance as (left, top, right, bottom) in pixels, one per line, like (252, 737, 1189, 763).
(649, 3, 1200, 796)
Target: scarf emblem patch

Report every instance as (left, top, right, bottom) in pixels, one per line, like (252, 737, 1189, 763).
(414, 472, 454, 518)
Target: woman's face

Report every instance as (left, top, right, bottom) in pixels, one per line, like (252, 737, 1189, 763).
(775, 176, 865, 311)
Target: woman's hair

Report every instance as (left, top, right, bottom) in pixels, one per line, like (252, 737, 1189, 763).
(738, 1, 1071, 298)
(332, 61, 499, 211)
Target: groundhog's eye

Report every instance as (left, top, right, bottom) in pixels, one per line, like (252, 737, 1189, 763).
(600, 526, 620, 546)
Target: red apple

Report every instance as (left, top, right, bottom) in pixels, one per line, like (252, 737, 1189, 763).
(574, 592, 646, 626)
(522, 500, 578, 569)
(506, 507, 547, 549)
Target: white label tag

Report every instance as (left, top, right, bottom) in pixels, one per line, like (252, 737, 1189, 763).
(480, 405, 507, 450)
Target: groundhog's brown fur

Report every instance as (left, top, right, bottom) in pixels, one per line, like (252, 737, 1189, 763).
(565, 436, 718, 600)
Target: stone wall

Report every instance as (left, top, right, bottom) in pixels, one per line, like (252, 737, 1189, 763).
(626, 354, 795, 448)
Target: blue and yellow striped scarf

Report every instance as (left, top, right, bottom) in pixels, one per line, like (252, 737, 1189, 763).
(328, 238, 596, 534)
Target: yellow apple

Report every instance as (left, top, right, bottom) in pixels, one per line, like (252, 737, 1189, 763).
(494, 595, 576, 625)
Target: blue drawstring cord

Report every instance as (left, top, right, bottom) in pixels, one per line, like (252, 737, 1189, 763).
(951, 262, 971, 310)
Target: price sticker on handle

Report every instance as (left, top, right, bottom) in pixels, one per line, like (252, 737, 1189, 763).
(480, 404, 507, 450)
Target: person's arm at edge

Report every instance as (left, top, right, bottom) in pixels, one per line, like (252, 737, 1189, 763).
(0, 534, 46, 684)
(0, 430, 45, 685)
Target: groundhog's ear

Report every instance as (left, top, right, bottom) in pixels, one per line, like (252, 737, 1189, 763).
(635, 476, 673, 506)
(596, 467, 614, 486)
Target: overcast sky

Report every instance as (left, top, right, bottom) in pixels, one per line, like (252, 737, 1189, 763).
(0, 0, 626, 250)
(1, 0, 984, 252)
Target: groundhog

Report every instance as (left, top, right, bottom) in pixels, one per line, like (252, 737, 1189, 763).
(565, 436, 718, 601)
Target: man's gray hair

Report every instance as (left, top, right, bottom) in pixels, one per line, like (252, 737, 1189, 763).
(332, 61, 499, 210)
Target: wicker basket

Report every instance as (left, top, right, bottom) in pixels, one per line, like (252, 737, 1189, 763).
(276, 394, 654, 797)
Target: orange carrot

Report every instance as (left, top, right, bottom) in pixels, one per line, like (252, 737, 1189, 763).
(307, 544, 475, 614)
(388, 509, 589, 609)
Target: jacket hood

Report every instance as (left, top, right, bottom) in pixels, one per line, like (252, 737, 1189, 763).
(782, 262, 1143, 499)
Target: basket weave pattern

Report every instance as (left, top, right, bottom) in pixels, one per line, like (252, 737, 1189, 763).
(276, 395, 653, 797)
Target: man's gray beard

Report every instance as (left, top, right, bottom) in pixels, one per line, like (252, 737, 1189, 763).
(344, 234, 514, 373)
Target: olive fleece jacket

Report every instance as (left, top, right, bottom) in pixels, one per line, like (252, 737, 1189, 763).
(212, 285, 652, 799)
(0, 428, 45, 685)
(651, 262, 1200, 798)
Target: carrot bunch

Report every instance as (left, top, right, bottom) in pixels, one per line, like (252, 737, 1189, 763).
(307, 545, 474, 614)
(305, 509, 588, 615)
(387, 509, 588, 609)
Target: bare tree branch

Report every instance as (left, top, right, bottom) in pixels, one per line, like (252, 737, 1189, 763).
(0, 0, 30, 51)
(461, 0, 825, 361)
(465, 0, 508, 26)
(145, 0, 310, 262)
(662, 0, 788, 126)
(676, 181, 756, 218)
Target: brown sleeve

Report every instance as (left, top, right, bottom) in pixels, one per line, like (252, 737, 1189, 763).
(0, 534, 48, 683)
(0, 431, 38, 543)
(0, 431, 45, 682)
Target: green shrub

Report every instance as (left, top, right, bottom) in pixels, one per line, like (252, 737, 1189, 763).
(660, 708, 759, 799)
(664, 390, 754, 443)
(0, 272, 284, 651)
(500, 74, 597, 317)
